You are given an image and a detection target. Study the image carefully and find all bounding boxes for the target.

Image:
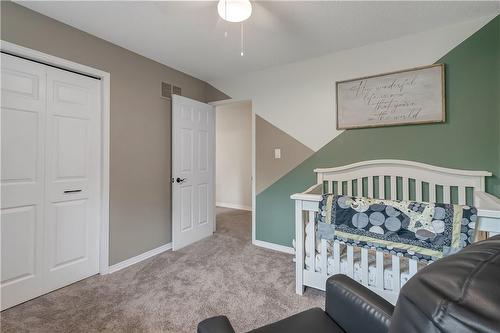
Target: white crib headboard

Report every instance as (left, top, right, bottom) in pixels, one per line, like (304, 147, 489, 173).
(314, 159, 491, 206)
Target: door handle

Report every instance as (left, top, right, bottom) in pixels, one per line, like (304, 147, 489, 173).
(64, 189, 82, 194)
(176, 177, 186, 183)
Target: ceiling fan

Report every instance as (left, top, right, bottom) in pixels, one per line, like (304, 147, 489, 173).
(217, 0, 252, 23)
(217, 0, 252, 56)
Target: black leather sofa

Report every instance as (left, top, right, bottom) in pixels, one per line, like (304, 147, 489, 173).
(198, 235, 500, 333)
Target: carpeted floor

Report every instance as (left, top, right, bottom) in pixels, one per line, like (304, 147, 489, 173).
(1, 208, 324, 332)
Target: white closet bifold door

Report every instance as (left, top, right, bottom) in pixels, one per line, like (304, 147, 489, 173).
(44, 66, 101, 292)
(1, 54, 47, 310)
(1, 53, 101, 310)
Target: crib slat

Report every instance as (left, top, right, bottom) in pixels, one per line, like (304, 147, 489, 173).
(361, 248, 369, 285)
(429, 182, 436, 202)
(443, 185, 450, 204)
(347, 180, 352, 196)
(416, 180, 423, 202)
(379, 176, 385, 199)
(392, 255, 400, 293)
(368, 176, 374, 198)
(409, 259, 418, 278)
(458, 186, 466, 205)
(390, 177, 397, 200)
(347, 245, 354, 278)
(308, 211, 316, 272)
(333, 241, 341, 274)
(357, 178, 363, 197)
(321, 239, 328, 276)
(328, 181, 333, 194)
(402, 177, 409, 201)
(376, 251, 384, 290)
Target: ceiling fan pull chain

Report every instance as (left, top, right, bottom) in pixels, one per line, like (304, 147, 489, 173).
(240, 22, 244, 56)
(224, 0, 228, 37)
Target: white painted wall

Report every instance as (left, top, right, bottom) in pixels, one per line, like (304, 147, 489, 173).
(210, 15, 495, 152)
(216, 101, 252, 210)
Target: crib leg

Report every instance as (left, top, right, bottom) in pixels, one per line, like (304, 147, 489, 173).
(295, 200, 304, 295)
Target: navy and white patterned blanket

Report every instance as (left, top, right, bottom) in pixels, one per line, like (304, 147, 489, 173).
(316, 195, 477, 262)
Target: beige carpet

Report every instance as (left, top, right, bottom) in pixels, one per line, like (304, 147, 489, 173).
(1, 208, 324, 332)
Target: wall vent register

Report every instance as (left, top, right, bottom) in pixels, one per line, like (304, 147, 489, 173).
(161, 82, 172, 99)
(173, 85, 182, 96)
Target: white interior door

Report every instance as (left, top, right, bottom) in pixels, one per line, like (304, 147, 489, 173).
(1, 53, 101, 310)
(172, 95, 215, 250)
(1, 54, 46, 310)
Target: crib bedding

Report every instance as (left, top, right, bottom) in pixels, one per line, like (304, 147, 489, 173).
(317, 195, 477, 262)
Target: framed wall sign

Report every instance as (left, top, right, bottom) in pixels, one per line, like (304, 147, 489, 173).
(336, 64, 445, 129)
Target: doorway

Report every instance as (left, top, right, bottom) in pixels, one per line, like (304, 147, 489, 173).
(214, 100, 253, 239)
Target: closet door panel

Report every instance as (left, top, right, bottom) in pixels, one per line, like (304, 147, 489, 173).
(1, 54, 102, 310)
(45, 67, 101, 291)
(0, 54, 46, 310)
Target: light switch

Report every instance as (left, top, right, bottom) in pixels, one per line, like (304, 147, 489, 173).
(274, 148, 281, 159)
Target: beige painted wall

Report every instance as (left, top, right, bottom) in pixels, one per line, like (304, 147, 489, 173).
(256, 116, 313, 194)
(206, 83, 230, 103)
(215, 101, 252, 209)
(1, 2, 226, 265)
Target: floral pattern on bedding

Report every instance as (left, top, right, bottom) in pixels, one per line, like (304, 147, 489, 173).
(316, 195, 477, 262)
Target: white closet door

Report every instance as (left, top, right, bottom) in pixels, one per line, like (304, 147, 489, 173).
(1, 54, 46, 310)
(44, 67, 101, 291)
(1, 54, 101, 310)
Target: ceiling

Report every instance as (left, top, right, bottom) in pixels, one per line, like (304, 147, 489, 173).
(18, 1, 499, 82)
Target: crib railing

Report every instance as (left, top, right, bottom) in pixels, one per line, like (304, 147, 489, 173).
(291, 180, 500, 304)
(292, 184, 321, 295)
(292, 184, 418, 303)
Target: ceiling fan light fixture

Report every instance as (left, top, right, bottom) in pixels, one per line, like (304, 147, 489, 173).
(218, 0, 252, 23)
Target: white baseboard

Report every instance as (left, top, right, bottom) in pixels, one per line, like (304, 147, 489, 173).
(108, 243, 172, 274)
(253, 240, 295, 254)
(216, 202, 252, 211)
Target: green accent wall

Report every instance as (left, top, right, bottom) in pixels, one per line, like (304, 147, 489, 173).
(256, 16, 500, 247)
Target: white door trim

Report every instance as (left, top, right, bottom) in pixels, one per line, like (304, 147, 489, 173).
(209, 99, 255, 241)
(1, 40, 111, 274)
(251, 110, 256, 243)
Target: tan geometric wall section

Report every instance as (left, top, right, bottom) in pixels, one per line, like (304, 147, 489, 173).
(256, 115, 314, 194)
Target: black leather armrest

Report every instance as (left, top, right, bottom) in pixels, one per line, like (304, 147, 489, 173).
(197, 316, 236, 333)
(325, 274, 394, 333)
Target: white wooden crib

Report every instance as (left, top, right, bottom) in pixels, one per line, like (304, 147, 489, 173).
(291, 159, 500, 304)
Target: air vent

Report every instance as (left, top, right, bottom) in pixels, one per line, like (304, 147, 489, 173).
(173, 85, 182, 96)
(161, 82, 172, 99)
